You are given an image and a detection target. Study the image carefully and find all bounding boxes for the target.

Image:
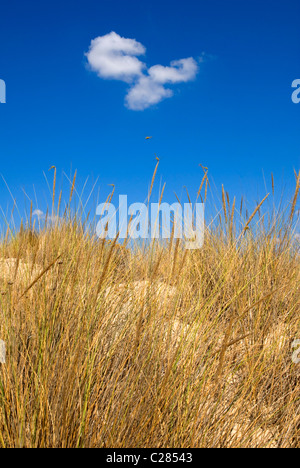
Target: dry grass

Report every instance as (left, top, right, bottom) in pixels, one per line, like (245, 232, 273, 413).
(0, 171, 299, 448)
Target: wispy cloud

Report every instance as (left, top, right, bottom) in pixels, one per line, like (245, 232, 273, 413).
(33, 209, 62, 225)
(86, 32, 199, 110)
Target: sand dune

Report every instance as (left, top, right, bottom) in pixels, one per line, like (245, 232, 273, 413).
(0, 258, 42, 284)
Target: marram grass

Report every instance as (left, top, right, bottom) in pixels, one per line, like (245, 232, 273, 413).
(0, 170, 299, 448)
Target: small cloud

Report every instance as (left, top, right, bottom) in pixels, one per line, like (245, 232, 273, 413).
(48, 214, 61, 224)
(32, 210, 62, 226)
(86, 32, 200, 110)
(198, 52, 218, 63)
(33, 209, 45, 219)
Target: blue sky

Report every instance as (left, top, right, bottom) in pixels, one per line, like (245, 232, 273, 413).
(0, 0, 299, 222)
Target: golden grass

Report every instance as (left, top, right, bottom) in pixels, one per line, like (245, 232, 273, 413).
(0, 171, 299, 448)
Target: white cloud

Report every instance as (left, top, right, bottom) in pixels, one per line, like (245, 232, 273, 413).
(86, 31, 146, 82)
(126, 57, 198, 110)
(33, 209, 44, 219)
(86, 32, 199, 110)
